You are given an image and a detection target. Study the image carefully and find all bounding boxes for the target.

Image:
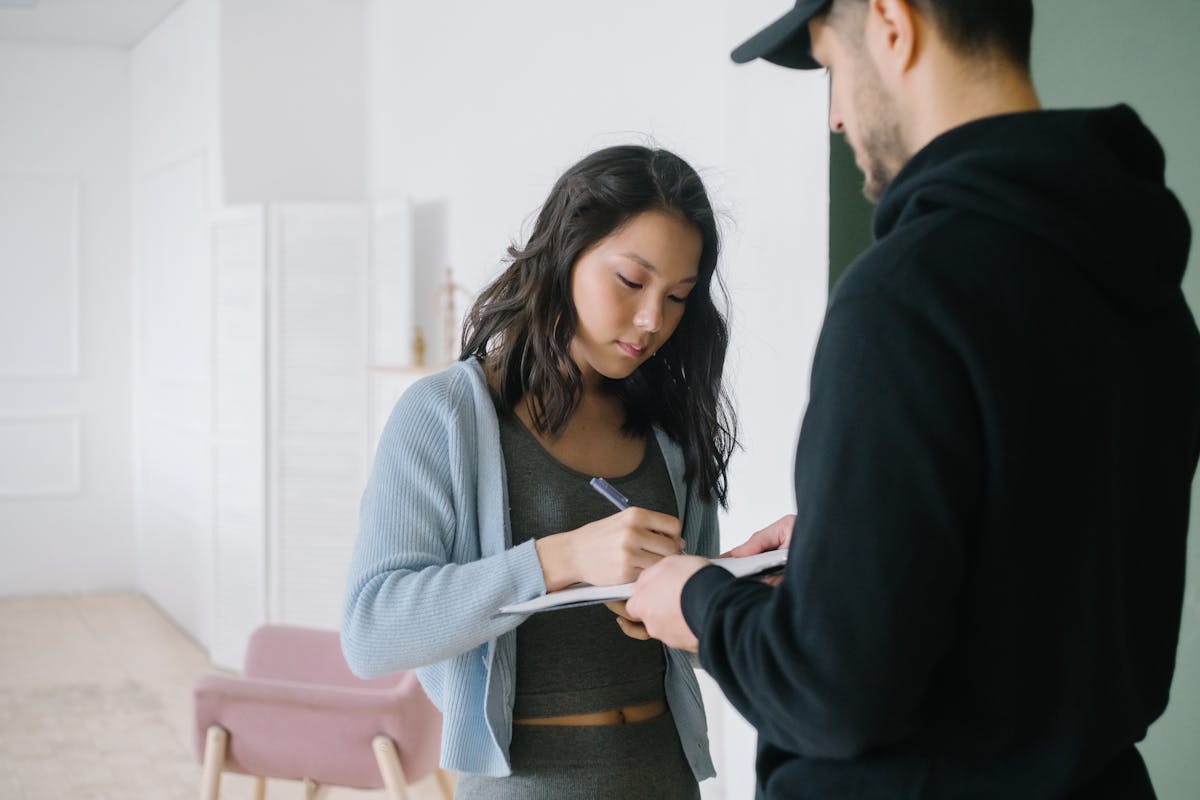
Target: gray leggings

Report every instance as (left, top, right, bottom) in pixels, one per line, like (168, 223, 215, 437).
(454, 710, 701, 800)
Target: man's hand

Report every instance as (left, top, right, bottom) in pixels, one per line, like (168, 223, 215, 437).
(626, 555, 710, 652)
(722, 514, 796, 557)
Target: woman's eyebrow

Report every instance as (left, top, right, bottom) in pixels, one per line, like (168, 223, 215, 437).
(619, 252, 699, 284)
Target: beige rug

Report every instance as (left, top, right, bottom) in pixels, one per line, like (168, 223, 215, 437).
(0, 680, 194, 800)
(0, 592, 446, 800)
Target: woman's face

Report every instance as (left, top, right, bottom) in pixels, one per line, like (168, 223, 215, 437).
(569, 209, 702, 387)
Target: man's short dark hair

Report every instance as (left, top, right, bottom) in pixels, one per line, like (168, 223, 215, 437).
(834, 0, 1034, 70)
(920, 0, 1033, 69)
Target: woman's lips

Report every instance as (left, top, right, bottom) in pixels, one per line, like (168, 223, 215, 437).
(618, 341, 645, 358)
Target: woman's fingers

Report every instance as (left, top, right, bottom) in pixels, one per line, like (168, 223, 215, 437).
(622, 507, 682, 540)
(561, 507, 687, 587)
(615, 615, 651, 640)
(604, 600, 636, 620)
(631, 530, 686, 558)
(606, 600, 652, 641)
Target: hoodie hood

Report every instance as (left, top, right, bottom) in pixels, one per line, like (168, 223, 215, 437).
(874, 105, 1191, 313)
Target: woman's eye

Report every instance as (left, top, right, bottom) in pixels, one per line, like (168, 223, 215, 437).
(668, 294, 689, 304)
(617, 274, 642, 289)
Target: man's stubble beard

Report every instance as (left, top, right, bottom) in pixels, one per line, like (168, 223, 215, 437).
(852, 58, 908, 204)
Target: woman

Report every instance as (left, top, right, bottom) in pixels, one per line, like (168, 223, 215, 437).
(341, 145, 736, 799)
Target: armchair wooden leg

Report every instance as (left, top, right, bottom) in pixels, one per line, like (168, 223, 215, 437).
(200, 725, 228, 800)
(253, 776, 267, 800)
(372, 735, 410, 800)
(302, 777, 324, 800)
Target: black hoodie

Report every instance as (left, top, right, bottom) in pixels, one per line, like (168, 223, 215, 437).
(683, 106, 1200, 799)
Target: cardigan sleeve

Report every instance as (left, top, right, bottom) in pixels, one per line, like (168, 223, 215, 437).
(341, 372, 547, 678)
(676, 472, 722, 668)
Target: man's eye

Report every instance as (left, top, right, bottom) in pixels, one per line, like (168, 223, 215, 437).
(618, 275, 642, 289)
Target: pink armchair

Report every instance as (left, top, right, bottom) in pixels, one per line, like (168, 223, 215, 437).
(194, 625, 451, 800)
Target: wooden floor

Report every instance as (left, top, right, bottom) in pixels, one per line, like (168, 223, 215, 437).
(0, 591, 448, 800)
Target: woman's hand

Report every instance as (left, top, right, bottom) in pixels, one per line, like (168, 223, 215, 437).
(535, 507, 684, 591)
(605, 600, 651, 640)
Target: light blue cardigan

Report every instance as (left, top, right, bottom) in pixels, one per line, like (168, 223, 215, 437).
(341, 357, 718, 780)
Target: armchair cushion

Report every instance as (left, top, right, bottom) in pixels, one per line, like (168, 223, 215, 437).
(193, 626, 441, 789)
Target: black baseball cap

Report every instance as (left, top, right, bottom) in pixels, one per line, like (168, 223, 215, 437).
(730, 0, 831, 70)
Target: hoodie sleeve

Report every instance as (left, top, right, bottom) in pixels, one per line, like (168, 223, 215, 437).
(681, 289, 984, 759)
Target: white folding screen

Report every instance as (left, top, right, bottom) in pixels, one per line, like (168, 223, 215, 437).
(211, 206, 268, 668)
(202, 203, 374, 666)
(207, 203, 370, 668)
(266, 205, 370, 631)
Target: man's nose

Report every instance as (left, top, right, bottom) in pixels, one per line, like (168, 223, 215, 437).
(828, 92, 844, 134)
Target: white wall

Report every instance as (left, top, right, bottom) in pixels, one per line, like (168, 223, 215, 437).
(0, 43, 134, 595)
(129, 0, 369, 659)
(221, 0, 366, 203)
(715, 7, 830, 797)
(366, 2, 830, 796)
(367, 0, 729, 364)
(4, 3, 832, 794)
(130, 0, 221, 647)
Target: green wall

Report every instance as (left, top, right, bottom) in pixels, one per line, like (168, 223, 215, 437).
(828, 132, 874, 290)
(825, 3, 1200, 796)
(1031, 4, 1200, 798)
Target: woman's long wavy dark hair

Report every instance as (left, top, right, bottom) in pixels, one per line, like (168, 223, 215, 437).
(460, 145, 737, 507)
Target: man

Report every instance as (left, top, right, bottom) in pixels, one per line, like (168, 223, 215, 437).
(626, 0, 1200, 797)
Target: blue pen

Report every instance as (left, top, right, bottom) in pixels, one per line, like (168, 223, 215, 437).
(590, 476, 686, 554)
(589, 477, 629, 510)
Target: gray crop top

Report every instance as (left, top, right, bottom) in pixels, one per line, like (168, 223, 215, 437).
(498, 407, 676, 718)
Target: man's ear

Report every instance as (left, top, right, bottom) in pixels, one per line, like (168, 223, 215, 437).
(866, 0, 920, 79)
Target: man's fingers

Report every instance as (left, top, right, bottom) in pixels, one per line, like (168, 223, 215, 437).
(726, 532, 771, 558)
(726, 515, 797, 558)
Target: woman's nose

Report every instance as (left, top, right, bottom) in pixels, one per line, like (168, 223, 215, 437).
(634, 299, 662, 332)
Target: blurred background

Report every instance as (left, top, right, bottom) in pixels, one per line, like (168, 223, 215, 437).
(0, 1, 1196, 798)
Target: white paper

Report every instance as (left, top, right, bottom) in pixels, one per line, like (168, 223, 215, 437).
(497, 549, 788, 615)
